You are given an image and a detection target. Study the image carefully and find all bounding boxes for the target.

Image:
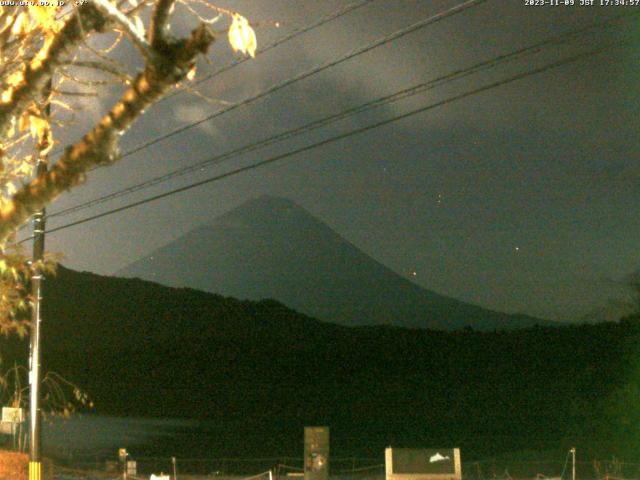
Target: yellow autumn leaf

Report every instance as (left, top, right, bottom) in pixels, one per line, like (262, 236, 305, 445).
(1, 70, 22, 105)
(186, 65, 197, 81)
(228, 13, 257, 58)
(6, 70, 23, 89)
(29, 115, 49, 142)
(31, 33, 55, 70)
(18, 110, 30, 133)
(11, 12, 28, 36)
(29, 6, 59, 32)
(2, 14, 14, 31)
(5, 117, 15, 138)
(16, 163, 33, 177)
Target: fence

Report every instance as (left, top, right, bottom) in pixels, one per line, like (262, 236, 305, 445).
(43, 457, 640, 480)
(0, 447, 636, 480)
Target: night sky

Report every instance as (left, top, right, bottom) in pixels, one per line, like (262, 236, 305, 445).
(31, 0, 640, 322)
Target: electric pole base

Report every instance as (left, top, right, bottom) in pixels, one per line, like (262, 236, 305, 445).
(29, 461, 42, 480)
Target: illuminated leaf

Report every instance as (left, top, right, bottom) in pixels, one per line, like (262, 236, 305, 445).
(228, 13, 257, 58)
(6, 70, 23, 89)
(6, 117, 15, 138)
(29, 115, 49, 142)
(186, 65, 197, 81)
(12, 163, 32, 177)
(11, 12, 28, 36)
(31, 33, 56, 70)
(18, 111, 30, 133)
(29, 6, 60, 32)
(2, 14, 15, 31)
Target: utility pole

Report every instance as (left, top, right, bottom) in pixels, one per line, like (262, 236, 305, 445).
(119, 448, 128, 480)
(29, 78, 51, 480)
(571, 447, 576, 480)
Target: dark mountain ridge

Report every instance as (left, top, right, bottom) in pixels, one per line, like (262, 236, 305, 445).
(1, 266, 637, 460)
(117, 195, 553, 330)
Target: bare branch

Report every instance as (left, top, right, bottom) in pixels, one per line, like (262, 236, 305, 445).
(0, 4, 105, 136)
(61, 60, 133, 84)
(121, 0, 155, 16)
(0, 23, 215, 243)
(58, 68, 111, 87)
(0, 4, 108, 136)
(53, 90, 99, 97)
(89, 0, 153, 60)
(179, 83, 233, 106)
(148, 0, 177, 48)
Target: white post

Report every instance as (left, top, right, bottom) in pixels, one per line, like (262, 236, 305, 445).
(571, 447, 576, 480)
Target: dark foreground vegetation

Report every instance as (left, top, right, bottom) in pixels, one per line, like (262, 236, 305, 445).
(2, 266, 639, 461)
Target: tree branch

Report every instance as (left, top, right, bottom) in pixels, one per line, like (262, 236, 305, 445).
(148, 0, 177, 48)
(61, 60, 133, 85)
(0, 24, 215, 243)
(0, 4, 108, 136)
(89, 0, 153, 61)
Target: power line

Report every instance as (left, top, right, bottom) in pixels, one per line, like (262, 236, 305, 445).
(162, 0, 376, 102)
(22, 38, 634, 242)
(46, 11, 640, 221)
(44, 0, 488, 219)
(46, 0, 377, 159)
(34, 0, 490, 225)
(116, 0, 489, 160)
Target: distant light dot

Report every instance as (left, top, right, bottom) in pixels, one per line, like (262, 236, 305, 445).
(514, 247, 519, 252)
(411, 271, 417, 276)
